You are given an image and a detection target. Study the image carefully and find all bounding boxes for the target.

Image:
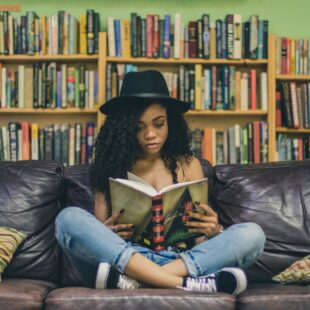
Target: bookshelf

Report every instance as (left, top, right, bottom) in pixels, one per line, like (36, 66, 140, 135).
(273, 35, 310, 161)
(2, 29, 296, 165)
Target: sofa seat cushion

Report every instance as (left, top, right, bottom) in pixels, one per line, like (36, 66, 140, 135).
(45, 288, 236, 310)
(213, 160, 310, 283)
(0, 278, 57, 310)
(238, 283, 310, 310)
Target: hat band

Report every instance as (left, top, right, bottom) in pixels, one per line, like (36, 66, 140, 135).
(123, 92, 170, 98)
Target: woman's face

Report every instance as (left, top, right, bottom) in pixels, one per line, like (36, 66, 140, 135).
(136, 103, 168, 158)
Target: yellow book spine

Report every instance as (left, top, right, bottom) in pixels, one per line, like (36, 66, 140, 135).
(79, 15, 87, 54)
(121, 19, 131, 57)
(31, 123, 39, 160)
(291, 39, 295, 75)
(194, 64, 202, 110)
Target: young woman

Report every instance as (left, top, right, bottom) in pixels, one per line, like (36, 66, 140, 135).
(55, 70, 266, 294)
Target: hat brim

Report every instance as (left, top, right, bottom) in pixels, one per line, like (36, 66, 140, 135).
(99, 96, 191, 115)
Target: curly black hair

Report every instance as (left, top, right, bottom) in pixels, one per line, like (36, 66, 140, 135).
(90, 101, 193, 207)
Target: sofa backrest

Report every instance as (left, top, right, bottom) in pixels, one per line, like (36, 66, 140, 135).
(0, 161, 64, 283)
(212, 160, 310, 283)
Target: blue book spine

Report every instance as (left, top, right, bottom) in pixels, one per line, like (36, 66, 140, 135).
(216, 20, 222, 58)
(222, 66, 229, 109)
(257, 20, 264, 59)
(114, 19, 121, 57)
(221, 20, 227, 59)
(163, 15, 171, 58)
(56, 70, 62, 108)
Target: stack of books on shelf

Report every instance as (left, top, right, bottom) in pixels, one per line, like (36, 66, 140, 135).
(276, 82, 310, 129)
(0, 9, 100, 55)
(195, 65, 267, 110)
(0, 122, 96, 165)
(107, 13, 268, 59)
(277, 134, 309, 161)
(0, 63, 98, 109)
(190, 121, 268, 165)
(275, 37, 310, 74)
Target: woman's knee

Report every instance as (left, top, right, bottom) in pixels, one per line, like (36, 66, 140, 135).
(55, 207, 86, 237)
(230, 222, 266, 253)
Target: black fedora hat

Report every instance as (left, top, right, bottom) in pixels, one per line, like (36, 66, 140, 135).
(99, 70, 191, 114)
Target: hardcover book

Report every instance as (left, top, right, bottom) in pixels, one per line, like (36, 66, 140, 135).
(110, 173, 208, 250)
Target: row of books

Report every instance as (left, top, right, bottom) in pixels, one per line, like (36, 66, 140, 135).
(195, 65, 268, 110)
(0, 9, 100, 55)
(0, 63, 98, 109)
(276, 37, 310, 75)
(0, 122, 96, 166)
(215, 15, 268, 59)
(190, 121, 268, 165)
(106, 63, 268, 110)
(277, 134, 310, 161)
(276, 82, 310, 129)
(107, 13, 268, 59)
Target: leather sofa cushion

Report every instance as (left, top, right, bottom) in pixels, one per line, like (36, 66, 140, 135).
(64, 164, 95, 214)
(238, 283, 310, 310)
(0, 278, 57, 310)
(45, 288, 236, 310)
(213, 160, 310, 283)
(0, 161, 64, 282)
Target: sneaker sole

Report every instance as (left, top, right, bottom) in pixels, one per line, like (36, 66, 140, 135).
(95, 263, 110, 289)
(221, 268, 247, 295)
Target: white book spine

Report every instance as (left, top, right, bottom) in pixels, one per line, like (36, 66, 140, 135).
(174, 13, 181, 59)
(240, 72, 249, 110)
(233, 14, 242, 59)
(1, 127, 9, 160)
(260, 72, 268, 110)
(18, 65, 25, 108)
(204, 69, 211, 109)
(69, 126, 75, 166)
(107, 16, 116, 57)
(18, 129, 22, 160)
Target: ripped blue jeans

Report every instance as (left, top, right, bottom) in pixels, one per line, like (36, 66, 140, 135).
(55, 207, 265, 287)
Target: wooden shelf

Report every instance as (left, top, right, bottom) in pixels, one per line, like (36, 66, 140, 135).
(0, 108, 98, 114)
(276, 127, 310, 134)
(107, 56, 268, 65)
(0, 54, 98, 62)
(186, 110, 268, 116)
(276, 74, 310, 81)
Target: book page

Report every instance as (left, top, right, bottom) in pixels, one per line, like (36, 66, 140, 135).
(110, 177, 158, 196)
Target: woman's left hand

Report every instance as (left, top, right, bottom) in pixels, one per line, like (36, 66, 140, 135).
(185, 203, 222, 239)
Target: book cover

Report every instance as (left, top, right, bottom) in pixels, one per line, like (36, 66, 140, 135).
(110, 175, 208, 249)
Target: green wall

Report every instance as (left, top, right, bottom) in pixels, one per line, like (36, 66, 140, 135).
(5, 0, 310, 38)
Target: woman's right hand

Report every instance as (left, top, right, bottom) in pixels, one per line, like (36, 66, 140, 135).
(103, 209, 134, 240)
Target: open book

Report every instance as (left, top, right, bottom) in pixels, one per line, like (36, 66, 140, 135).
(109, 172, 208, 249)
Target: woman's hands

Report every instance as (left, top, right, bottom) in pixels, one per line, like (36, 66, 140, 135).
(104, 209, 134, 240)
(185, 203, 223, 239)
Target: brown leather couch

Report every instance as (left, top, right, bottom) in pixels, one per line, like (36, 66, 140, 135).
(0, 160, 309, 310)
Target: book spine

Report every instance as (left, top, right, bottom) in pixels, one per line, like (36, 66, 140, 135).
(151, 195, 165, 252)
(163, 15, 171, 58)
(86, 9, 95, 54)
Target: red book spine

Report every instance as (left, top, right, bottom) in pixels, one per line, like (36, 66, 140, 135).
(146, 15, 153, 58)
(21, 122, 30, 160)
(253, 121, 261, 163)
(188, 21, 197, 58)
(250, 69, 257, 109)
(151, 195, 165, 252)
(275, 89, 282, 127)
(281, 38, 288, 74)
